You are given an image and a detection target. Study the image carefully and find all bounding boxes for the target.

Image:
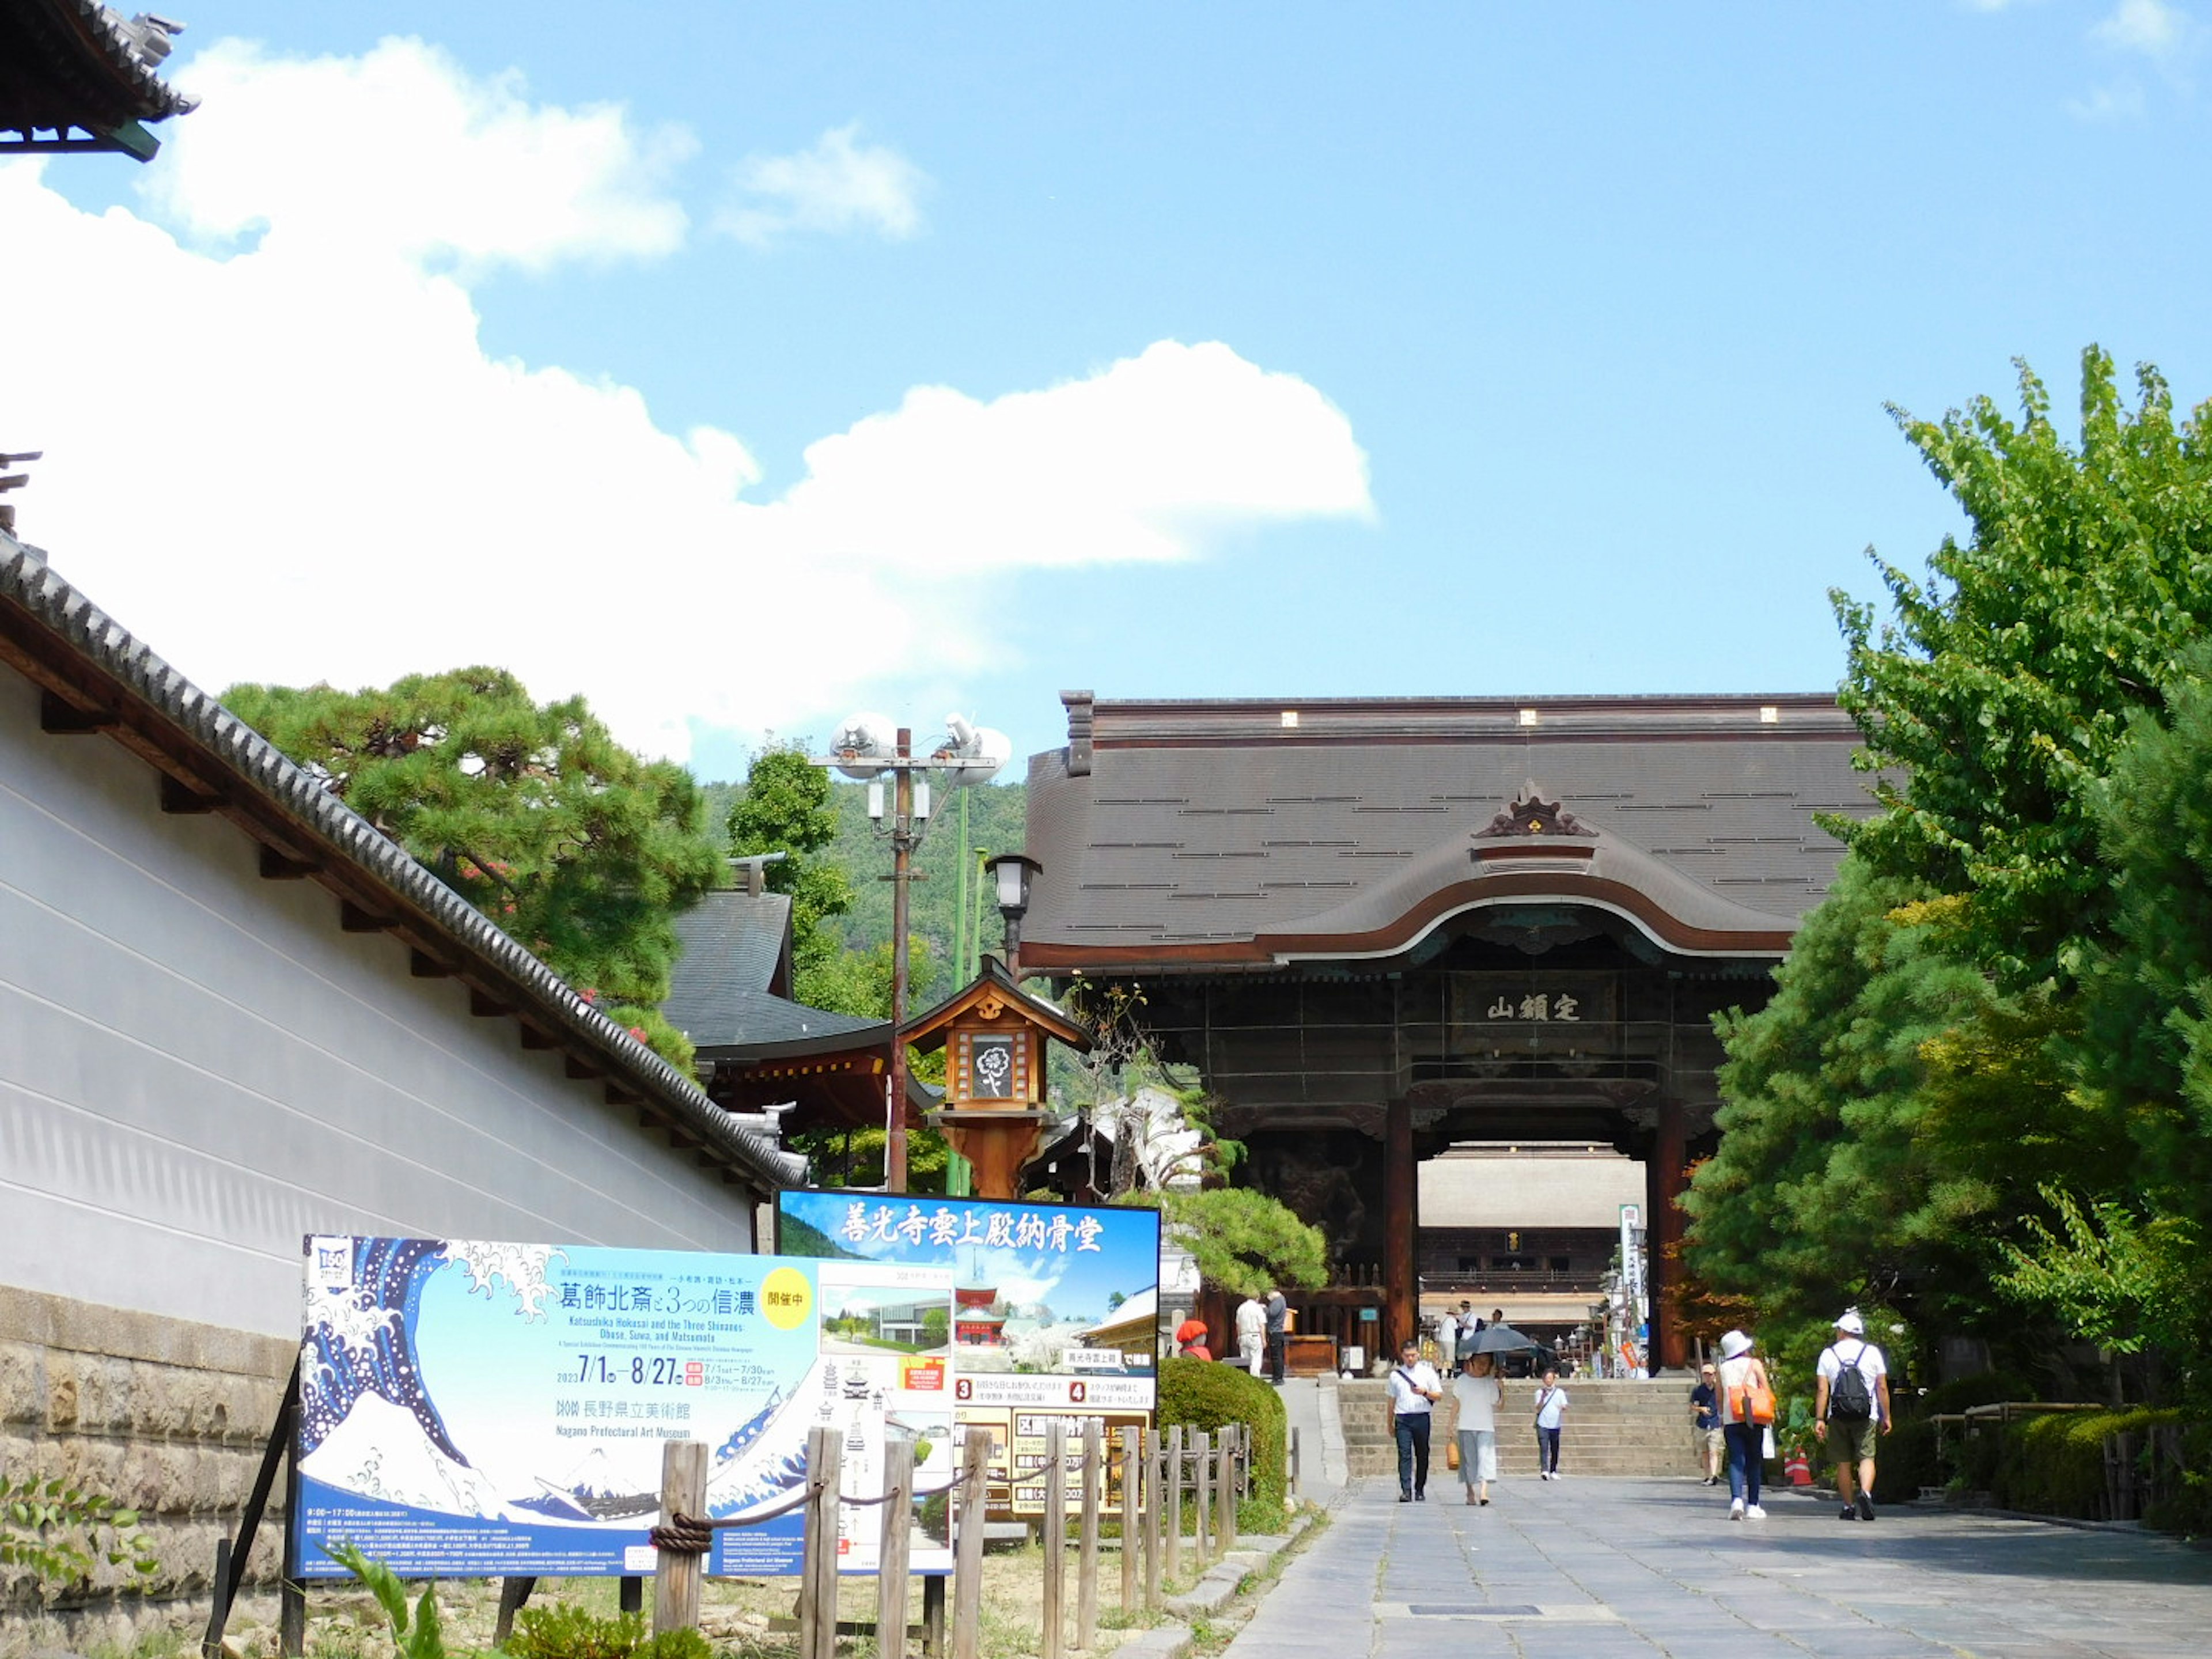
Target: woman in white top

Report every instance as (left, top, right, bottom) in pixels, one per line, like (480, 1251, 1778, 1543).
(1715, 1328, 1772, 1521)
(1452, 1353, 1502, 1505)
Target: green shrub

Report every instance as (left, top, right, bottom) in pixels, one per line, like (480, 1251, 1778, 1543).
(1991, 1408, 2181, 1519)
(1156, 1357, 1289, 1530)
(507, 1603, 710, 1659)
(0, 1472, 161, 1599)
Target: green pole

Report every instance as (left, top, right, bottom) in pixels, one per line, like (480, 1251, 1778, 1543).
(945, 793, 975, 1198)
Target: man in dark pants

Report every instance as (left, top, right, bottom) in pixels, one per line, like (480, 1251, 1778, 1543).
(1264, 1285, 1289, 1383)
(1389, 1338, 1442, 1501)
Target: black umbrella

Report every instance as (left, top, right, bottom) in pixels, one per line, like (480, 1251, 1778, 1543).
(1463, 1320, 1538, 1356)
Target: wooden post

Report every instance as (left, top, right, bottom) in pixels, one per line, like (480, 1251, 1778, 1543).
(799, 1427, 832, 1659)
(1077, 1420, 1101, 1650)
(1192, 1429, 1211, 1566)
(952, 1428, 990, 1659)
(1142, 1429, 1162, 1610)
(878, 1437, 916, 1659)
(1385, 1096, 1415, 1352)
(494, 1577, 537, 1646)
(1119, 1426, 1139, 1616)
(1164, 1425, 1184, 1584)
(812, 1432, 845, 1659)
(923, 1575, 948, 1658)
(1217, 1431, 1236, 1553)
(653, 1441, 709, 1636)
(1290, 1425, 1301, 1501)
(1043, 1420, 1067, 1659)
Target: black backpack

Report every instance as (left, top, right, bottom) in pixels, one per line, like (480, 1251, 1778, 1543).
(1827, 1342, 1875, 1420)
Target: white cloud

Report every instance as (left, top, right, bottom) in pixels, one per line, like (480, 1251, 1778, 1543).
(154, 37, 692, 272)
(2067, 79, 2151, 118)
(2093, 0, 2195, 57)
(715, 124, 929, 246)
(0, 41, 1370, 764)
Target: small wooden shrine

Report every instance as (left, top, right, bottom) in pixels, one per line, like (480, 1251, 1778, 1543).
(904, 956, 1091, 1199)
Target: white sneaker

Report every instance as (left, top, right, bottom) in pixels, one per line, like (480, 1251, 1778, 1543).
(1745, 1504, 1767, 1520)
(1729, 1498, 1745, 1520)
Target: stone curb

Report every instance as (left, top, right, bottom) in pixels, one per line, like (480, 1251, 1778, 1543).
(1158, 1510, 1317, 1617)
(1113, 1624, 1195, 1659)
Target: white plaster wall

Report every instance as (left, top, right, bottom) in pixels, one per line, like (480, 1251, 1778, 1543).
(1419, 1148, 1645, 1228)
(0, 661, 756, 1342)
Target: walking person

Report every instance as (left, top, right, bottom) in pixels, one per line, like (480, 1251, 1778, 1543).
(1264, 1285, 1289, 1384)
(1437, 1305, 1460, 1377)
(1690, 1361, 1725, 1485)
(1235, 1291, 1267, 1376)
(1715, 1329, 1771, 1520)
(1389, 1337, 1442, 1501)
(1453, 1353, 1502, 1505)
(1815, 1309, 1892, 1521)
(1532, 1367, 1569, 1479)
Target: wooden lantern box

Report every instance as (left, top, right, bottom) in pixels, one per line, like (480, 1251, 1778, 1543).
(904, 958, 1091, 1199)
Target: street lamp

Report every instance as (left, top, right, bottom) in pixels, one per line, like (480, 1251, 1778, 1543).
(812, 713, 1009, 1195)
(983, 853, 1043, 978)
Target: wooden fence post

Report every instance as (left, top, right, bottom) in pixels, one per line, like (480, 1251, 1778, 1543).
(1143, 1429, 1162, 1609)
(813, 1433, 845, 1659)
(1192, 1429, 1211, 1566)
(1119, 1426, 1139, 1616)
(1217, 1430, 1236, 1553)
(878, 1437, 916, 1659)
(1043, 1420, 1067, 1659)
(1077, 1420, 1101, 1650)
(798, 1427, 833, 1659)
(952, 1427, 990, 1659)
(1164, 1425, 1183, 1584)
(653, 1440, 709, 1636)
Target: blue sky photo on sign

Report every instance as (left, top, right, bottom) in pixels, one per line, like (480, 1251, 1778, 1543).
(6, 3, 2210, 779)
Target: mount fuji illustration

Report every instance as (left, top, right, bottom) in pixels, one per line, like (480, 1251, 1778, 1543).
(301, 1391, 512, 1519)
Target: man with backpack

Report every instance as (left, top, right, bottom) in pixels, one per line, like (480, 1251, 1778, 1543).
(1814, 1309, 1892, 1521)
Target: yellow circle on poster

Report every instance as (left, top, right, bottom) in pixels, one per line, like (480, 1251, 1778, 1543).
(760, 1266, 813, 1331)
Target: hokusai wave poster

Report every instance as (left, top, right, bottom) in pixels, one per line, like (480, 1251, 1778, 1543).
(294, 1237, 956, 1578)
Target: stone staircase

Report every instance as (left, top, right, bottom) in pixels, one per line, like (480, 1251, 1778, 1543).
(1340, 1376, 1706, 1482)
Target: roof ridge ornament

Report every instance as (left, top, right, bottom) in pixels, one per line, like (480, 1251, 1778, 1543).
(1474, 786, 1600, 839)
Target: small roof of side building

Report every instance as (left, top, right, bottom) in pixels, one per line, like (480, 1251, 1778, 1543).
(0, 528, 802, 1194)
(1021, 691, 1877, 974)
(1, 1, 198, 160)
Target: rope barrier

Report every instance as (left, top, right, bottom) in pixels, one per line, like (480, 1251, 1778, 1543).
(646, 1476, 967, 1556)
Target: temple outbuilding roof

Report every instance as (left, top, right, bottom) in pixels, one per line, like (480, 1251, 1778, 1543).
(1022, 691, 1874, 973)
(1, 2, 199, 160)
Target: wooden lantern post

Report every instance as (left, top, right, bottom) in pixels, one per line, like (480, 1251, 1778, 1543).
(905, 958, 1092, 1200)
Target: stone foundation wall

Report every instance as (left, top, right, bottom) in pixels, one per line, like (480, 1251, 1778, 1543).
(1, 1286, 294, 1653)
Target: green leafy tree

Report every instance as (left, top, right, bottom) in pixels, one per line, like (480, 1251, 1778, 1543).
(1685, 856, 2031, 1329)
(225, 668, 724, 1065)
(1120, 1187, 1327, 1300)
(1832, 347, 2212, 987)
(725, 745, 859, 1007)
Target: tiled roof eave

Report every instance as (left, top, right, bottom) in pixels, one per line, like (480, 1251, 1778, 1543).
(0, 533, 802, 1194)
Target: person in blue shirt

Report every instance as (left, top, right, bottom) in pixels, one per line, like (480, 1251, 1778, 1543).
(1689, 1363, 1724, 1485)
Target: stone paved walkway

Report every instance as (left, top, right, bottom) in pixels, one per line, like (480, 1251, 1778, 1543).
(1230, 1475, 2212, 1658)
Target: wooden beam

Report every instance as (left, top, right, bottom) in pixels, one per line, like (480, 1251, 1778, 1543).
(259, 847, 315, 880)
(564, 1056, 598, 1080)
(410, 950, 451, 979)
(520, 1025, 556, 1051)
(469, 988, 511, 1019)
(339, 903, 393, 934)
(160, 777, 221, 814)
(40, 690, 114, 733)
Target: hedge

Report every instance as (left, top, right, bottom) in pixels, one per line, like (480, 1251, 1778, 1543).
(1156, 1356, 1290, 1531)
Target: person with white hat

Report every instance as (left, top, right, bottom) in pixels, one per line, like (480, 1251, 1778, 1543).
(1816, 1308, 1891, 1521)
(1715, 1329, 1772, 1520)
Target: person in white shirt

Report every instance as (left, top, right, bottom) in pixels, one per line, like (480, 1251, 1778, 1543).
(1388, 1338, 1443, 1501)
(1436, 1308, 1460, 1377)
(1452, 1353, 1502, 1505)
(1715, 1328, 1773, 1520)
(1815, 1309, 1892, 1522)
(1234, 1294, 1267, 1376)
(1532, 1369, 1570, 1479)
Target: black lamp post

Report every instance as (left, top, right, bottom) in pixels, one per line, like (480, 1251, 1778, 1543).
(984, 854, 1043, 978)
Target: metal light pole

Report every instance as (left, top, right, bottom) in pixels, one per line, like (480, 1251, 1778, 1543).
(815, 714, 1010, 1195)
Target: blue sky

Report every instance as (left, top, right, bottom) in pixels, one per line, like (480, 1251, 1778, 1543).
(7, 2, 2209, 781)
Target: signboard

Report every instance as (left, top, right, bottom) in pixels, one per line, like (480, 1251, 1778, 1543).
(293, 1237, 954, 1579)
(776, 1192, 1162, 1517)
